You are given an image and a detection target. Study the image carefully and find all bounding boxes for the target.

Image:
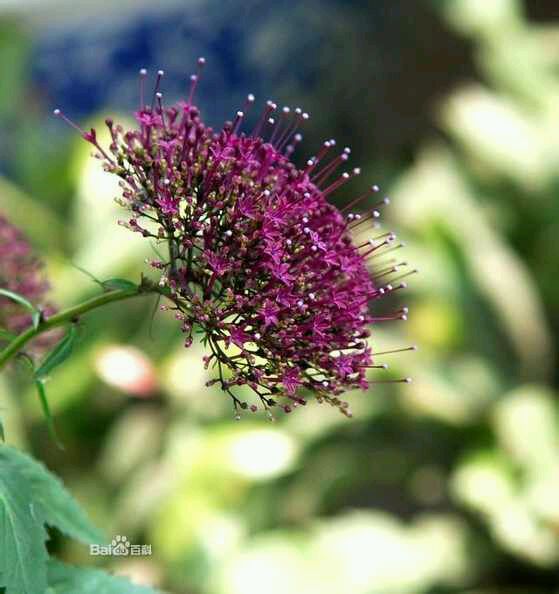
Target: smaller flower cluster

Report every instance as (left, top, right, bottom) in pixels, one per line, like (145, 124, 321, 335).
(0, 215, 57, 354)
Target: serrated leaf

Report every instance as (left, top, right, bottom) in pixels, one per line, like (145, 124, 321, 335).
(0, 445, 104, 594)
(34, 326, 78, 380)
(102, 278, 138, 291)
(9, 447, 104, 546)
(0, 447, 51, 594)
(47, 561, 160, 594)
(0, 288, 38, 315)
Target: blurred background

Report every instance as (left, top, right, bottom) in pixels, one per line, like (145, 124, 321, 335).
(1, 0, 558, 592)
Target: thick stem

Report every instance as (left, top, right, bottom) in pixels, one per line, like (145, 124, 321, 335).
(0, 285, 155, 370)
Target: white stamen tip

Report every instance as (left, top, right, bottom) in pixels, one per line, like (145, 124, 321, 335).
(247, 93, 255, 102)
(302, 112, 309, 120)
(373, 210, 380, 218)
(353, 167, 361, 175)
(198, 57, 206, 65)
(372, 184, 380, 192)
(53, 109, 61, 115)
(139, 68, 147, 76)
(157, 69, 164, 76)
(155, 92, 163, 99)
(342, 172, 350, 179)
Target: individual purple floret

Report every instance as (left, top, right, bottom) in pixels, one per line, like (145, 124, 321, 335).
(55, 59, 415, 417)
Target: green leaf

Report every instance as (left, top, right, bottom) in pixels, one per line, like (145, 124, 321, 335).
(34, 326, 78, 380)
(47, 561, 160, 594)
(0, 417, 5, 441)
(102, 278, 138, 292)
(0, 288, 38, 316)
(34, 380, 63, 450)
(0, 447, 49, 594)
(13, 449, 104, 546)
(0, 446, 105, 594)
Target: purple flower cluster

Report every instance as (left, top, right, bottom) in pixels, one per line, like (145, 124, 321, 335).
(59, 60, 413, 416)
(0, 215, 57, 353)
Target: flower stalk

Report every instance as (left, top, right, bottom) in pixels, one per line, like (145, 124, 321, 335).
(0, 284, 156, 370)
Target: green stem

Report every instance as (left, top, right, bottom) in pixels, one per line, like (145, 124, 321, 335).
(0, 285, 155, 370)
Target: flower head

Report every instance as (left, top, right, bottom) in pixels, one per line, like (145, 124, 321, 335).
(58, 60, 415, 417)
(0, 214, 58, 354)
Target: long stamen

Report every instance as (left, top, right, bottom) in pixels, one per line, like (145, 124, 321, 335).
(53, 109, 87, 136)
(341, 184, 380, 214)
(322, 168, 360, 197)
(313, 147, 351, 184)
(252, 100, 277, 137)
(304, 140, 334, 175)
(284, 132, 303, 157)
(374, 346, 418, 356)
(187, 56, 206, 105)
(232, 111, 244, 135)
(270, 106, 290, 146)
(139, 68, 147, 110)
(369, 378, 412, 384)
(151, 69, 165, 111)
(276, 108, 308, 152)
